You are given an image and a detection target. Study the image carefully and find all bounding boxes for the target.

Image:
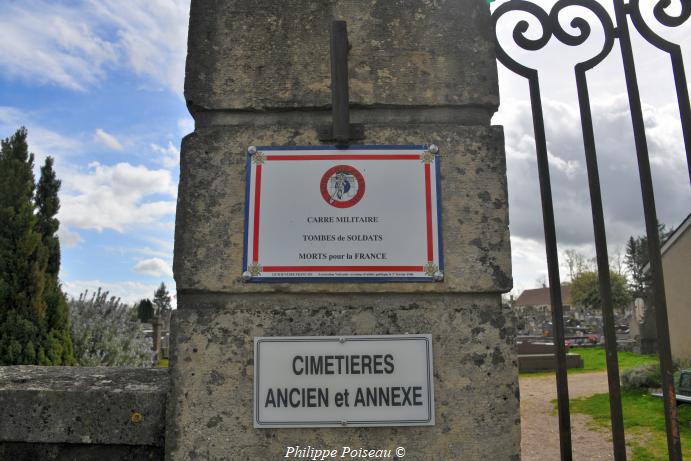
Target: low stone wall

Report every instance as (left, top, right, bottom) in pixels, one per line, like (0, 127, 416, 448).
(517, 342, 556, 355)
(518, 354, 584, 373)
(0, 366, 168, 461)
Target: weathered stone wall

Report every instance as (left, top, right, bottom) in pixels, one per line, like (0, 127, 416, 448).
(0, 366, 168, 461)
(167, 294, 518, 459)
(174, 124, 511, 294)
(185, 0, 498, 112)
(170, 0, 519, 459)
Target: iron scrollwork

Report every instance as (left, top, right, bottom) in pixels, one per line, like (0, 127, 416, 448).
(493, 0, 615, 76)
(629, 0, 691, 184)
(492, 2, 621, 460)
(492, 1, 689, 459)
(630, 0, 691, 48)
(653, 0, 691, 28)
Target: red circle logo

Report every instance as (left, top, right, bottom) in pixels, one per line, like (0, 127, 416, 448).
(320, 165, 365, 208)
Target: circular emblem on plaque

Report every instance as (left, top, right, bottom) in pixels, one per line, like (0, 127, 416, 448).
(320, 165, 365, 208)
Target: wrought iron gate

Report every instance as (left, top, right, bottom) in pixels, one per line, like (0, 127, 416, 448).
(492, 0, 690, 459)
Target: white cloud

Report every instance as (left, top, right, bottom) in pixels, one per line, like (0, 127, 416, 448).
(177, 117, 194, 136)
(134, 258, 173, 277)
(133, 236, 174, 260)
(151, 141, 180, 168)
(0, 106, 82, 162)
(86, 0, 190, 95)
(0, 3, 117, 91)
(58, 227, 83, 247)
(94, 128, 123, 150)
(0, 107, 26, 127)
(510, 236, 549, 293)
(63, 279, 176, 308)
(0, 0, 189, 94)
(59, 162, 177, 232)
(493, 4, 690, 291)
(133, 246, 172, 260)
(498, 93, 690, 250)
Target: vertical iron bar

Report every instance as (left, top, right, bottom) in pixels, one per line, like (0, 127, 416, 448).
(528, 76, 572, 461)
(575, 67, 627, 460)
(330, 20, 350, 143)
(629, 0, 691, 182)
(669, 51, 691, 182)
(613, 2, 682, 459)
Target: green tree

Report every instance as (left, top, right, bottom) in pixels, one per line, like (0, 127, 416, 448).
(149, 283, 172, 364)
(0, 128, 74, 365)
(625, 236, 649, 299)
(624, 224, 675, 299)
(136, 298, 155, 323)
(0, 128, 49, 364)
(153, 283, 171, 315)
(571, 270, 631, 313)
(562, 249, 593, 281)
(36, 157, 61, 276)
(36, 156, 75, 365)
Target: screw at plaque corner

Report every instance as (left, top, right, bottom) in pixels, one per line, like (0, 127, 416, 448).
(434, 271, 444, 281)
(340, 420, 347, 426)
(339, 337, 346, 344)
(428, 144, 439, 154)
(242, 271, 252, 282)
(248, 145, 257, 155)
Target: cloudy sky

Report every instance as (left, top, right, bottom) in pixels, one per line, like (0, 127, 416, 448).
(0, 0, 190, 305)
(0, 0, 688, 304)
(494, 0, 690, 294)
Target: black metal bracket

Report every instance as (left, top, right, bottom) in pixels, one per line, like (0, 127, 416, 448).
(318, 20, 365, 143)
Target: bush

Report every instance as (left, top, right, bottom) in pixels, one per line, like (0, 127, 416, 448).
(622, 360, 691, 391)
(622, 363, 662, 391)
(69, 289, 152, 367)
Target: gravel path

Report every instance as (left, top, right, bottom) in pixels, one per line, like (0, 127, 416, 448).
(520, 371, 630, 460)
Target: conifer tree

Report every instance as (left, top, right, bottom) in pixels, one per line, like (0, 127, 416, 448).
(0, 128, 48, 364)
(0, 128, 74, 365)
(136, 298, 155, 323)
(153, 282, 172, 314)
(36, 156, 75, 365)
(36, 157, 61, 277)
(624, 224, 675, 300)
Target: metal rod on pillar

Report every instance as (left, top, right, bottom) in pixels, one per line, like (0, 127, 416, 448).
(331, 20, 350, 143)
(319, 20, 364, 143)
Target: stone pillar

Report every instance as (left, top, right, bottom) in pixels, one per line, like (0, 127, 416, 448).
(167, 1, 519, 459)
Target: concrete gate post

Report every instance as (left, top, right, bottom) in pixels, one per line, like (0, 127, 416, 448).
(168, 1, 520, 459)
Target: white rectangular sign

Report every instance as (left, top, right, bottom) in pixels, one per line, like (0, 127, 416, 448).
(242, 145, 443, 282)
(253, 335, 435, 428)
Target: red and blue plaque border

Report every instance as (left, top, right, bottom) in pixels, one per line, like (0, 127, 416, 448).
(242, 144, 444, 283)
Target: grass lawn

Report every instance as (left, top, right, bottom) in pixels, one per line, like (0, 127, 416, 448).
(520, 346, 659, 377)
(570, 390, 691, 460)
(575, 347, 659, 373)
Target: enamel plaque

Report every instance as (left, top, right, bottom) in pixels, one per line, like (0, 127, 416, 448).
(242, 145, 443, 282)
(254, 335, 435, 428)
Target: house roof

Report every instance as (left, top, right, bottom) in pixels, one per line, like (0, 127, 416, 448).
(643, 213, 691, 273)
(515, 286, 572, 306)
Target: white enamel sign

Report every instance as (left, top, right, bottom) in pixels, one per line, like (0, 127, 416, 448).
(242, 145, 443, 282)
(254, 335, 435, 428)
